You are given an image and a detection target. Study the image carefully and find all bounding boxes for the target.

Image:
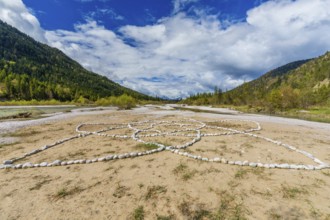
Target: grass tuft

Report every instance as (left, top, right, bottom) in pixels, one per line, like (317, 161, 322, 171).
(173, 162, 197, 181)
(135, 143, 159, 151)
(281, 185, 308, 199)
(133, 206, 145, 220)
(145, 185, 167, 200)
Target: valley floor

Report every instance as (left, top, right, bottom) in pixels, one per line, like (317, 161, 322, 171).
(0, 105, 330, 219)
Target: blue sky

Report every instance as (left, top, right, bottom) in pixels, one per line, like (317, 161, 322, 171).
(24, 0, 259, 31)
(1, 0, 330, 98)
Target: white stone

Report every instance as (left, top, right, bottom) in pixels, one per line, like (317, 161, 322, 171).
(221, 158, 227, 164)
(40, 162, 48, 167)
(249, 162, 257, 167)
(22, 162, 33, 168)
(98, 157, 106, 162)
(278, 164, 290, 169)
(242, 161, 249, 166)
(257, 163, 264, 168)
(52, 160, 62, 166)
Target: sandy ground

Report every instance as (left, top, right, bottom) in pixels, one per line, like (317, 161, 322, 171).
(0, 105, 330, 220)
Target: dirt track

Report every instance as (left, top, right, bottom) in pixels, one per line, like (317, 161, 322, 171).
(0, 105, 329, 219)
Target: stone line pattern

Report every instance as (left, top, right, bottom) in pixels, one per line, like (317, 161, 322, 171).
(1, 119, 329, 170)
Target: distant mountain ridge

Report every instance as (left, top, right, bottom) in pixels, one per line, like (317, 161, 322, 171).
(225, 52, 330, 109)
(0, 20, 154, 101)
(183, 52, 330, 110)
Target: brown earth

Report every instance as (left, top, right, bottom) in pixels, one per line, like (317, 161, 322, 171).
(0, 106, 330, 220)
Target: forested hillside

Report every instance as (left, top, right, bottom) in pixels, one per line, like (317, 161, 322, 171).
(0, 20, 154, 102)
(183, 52, 330, 111)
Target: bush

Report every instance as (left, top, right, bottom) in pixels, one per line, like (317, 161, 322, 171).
(95, 94, 136, 109)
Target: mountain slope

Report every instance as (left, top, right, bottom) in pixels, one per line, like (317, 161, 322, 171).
(0, 20, 153, 101)
(225, 52, 330, 109)
(182, 52, 330, 110)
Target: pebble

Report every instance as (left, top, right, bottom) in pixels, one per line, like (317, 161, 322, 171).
(52, 160, 62, 166)
(40, 162, 48, 167)
(22, 162, 33, 169)
(3, 160, 13, 165)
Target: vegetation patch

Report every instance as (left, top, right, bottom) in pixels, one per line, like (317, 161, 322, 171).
(172, 162, 198, 181)
(178, 200, 210, 220)
(135, 143, 160, 151)
(145, 185, 167, 200)
(281, 184, 308, 199)
(132, 206, 145, 220)
(53, 186, 84, 200)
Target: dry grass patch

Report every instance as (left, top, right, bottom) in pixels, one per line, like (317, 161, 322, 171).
(145, 185, 167, 200)
(52, 186, 84, 200)
(134, 143, 160, 151)
(280, 184, 309, 199)
(172, 162, 198, 181)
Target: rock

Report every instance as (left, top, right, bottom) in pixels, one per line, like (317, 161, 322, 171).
(257, 163, 264, 168)
(41, 145, 49, 150)
(304, 165, 315, 170)
(4, 165, 13, 169)
(3, 160, 13, 165)
(15, 164, 22, 169)
(278, 164, 290, 169)
(249, 162, 257, 167)
(313, 158, 323, 164)
(52, 160, 62, 166)
(22, 162, 33, 168)
(268, 164, 275, 168)
(40, 162, 48, 167)
(263, 164, 270, 169)
(118, 155, 125, 159)
(98, 157, 106, 162)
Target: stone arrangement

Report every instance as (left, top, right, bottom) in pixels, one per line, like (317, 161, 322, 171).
(1, 118, 329, 170)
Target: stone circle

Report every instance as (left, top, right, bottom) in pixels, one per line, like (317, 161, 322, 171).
(1, 118, 329, 170)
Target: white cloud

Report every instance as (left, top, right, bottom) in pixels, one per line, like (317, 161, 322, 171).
(172, 0, 200, 14)
(0, 0, 46, 42)
(86, 8, 124, 21)
(2, 0, 330, 98)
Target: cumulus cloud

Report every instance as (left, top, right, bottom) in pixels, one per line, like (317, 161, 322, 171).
(0, 0, 46, 42)
(2, 0, 330, 98)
